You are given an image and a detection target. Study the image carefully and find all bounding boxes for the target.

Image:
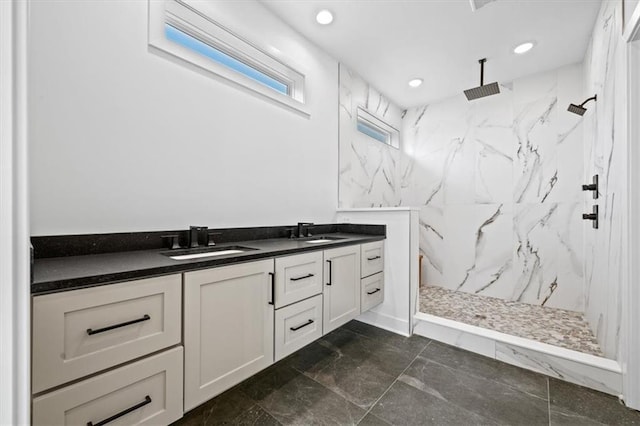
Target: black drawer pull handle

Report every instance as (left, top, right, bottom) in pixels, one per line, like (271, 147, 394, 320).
(290, 319, 314, 331)
(86, 314, 150, 336)
(367, 288, 381, 295)
(326, 260, 332, 286)
(87, 395, 152, 426)
(367, 255, 381, 261)
(269, 272, 275, 305)
(290, 273, 314, 281)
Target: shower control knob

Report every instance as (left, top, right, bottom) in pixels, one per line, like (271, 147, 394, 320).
(582, 205, 599, 229)
(582, 175, 599, 199)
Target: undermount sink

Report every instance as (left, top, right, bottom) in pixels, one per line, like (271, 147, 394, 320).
(161, 245, 258, 260)
(304, 236, 345, 244)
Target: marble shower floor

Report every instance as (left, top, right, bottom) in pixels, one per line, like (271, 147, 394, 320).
(420, 286, 604, 357)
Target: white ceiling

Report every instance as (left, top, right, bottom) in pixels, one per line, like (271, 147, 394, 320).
(260, 0, 602, 108)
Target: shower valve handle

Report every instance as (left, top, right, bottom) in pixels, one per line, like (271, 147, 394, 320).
(582, 205, 598, 229)
(582, 175, 599, 199)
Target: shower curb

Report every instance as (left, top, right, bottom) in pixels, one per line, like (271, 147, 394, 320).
(413, 312, 622, 397)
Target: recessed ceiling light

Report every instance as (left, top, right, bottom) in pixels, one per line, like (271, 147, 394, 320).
(513, 41, 535, 54)
(316, 10, 334, 25)
(408, 78, 423, 88)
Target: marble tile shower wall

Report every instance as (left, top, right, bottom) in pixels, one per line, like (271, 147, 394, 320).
(338, 63, 586, 313)
(338, 64, 404, 207)
(582, 0, 626, 360)
(404, 65, 585, 313)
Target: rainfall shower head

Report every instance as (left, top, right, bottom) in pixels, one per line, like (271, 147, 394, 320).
(567, 95, 597, 116)
(464, 58, 500, 101)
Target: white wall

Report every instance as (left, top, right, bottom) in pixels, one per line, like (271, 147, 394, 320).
(1, 0, 30, 423)
(28, 0, 339, 235)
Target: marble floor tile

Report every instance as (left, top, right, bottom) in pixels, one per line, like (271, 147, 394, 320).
(549, 378, 640, 425)
(356, 413, 391, 426)
(257, 374, 365, 425)
(316, 328, 421, 377)
(173, 386, 259, 426)
(398, 356, 549, 425)
(420, 285, 603, 356)
(172, 321, 639, 426)
(237, 361, 301, 402)
(421, 341, 549, 399)
(232, 405, 281, 426)
(342, 319, 431, 357)
(303, 350, 397, 410)
(549, 406, 605, 426)
(370, 380, 496, 426)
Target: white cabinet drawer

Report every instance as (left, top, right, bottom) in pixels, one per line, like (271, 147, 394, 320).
(32, 274, 182, 393)
(275, 294, 323, 361)
(361, 272, 384, 313)
(33, 346, 183, 426)
(361, 241, 384, 278)
(274, 251, 323, 308)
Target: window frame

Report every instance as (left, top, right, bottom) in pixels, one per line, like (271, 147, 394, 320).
(356, 107, 400, 148)
(148, 0, 309, 116)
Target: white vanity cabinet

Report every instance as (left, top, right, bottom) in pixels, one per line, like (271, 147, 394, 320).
(323, 245, 361, 334)
(361, 240, 384, 278)
(32, 347, 184, 426)
(31, 274, 184, 426)
(274, 251, 323, 308)
(32, 274, 182, 394)
(360, 241, 385, 313)
(183, 259, 275, 411)
(274, 294, 323, 361)
(32, 237, 385, 425)
(272, 251, 324, 361)
(361, 270, 385, 312)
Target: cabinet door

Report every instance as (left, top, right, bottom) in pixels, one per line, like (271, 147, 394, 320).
(183, 260, 274, 411)
(323, 245, 361, 334)
(274, 251, 323, 308)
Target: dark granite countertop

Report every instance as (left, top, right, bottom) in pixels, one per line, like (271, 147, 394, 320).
(32, 226, 384, 295)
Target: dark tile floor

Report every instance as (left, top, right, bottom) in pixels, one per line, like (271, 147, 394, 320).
(173, 320, 640, 426)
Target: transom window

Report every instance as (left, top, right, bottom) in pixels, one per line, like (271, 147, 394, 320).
(356, 107, 400, 148)
(149, 0, 307, 115)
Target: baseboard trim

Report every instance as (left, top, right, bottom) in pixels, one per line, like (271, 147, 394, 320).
(356, 310, 410, 337)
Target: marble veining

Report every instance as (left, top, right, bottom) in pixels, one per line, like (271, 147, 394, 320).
(338, 64, 404, 209)
(339, 61, 586, 316)
(582, 0, 625, 360)
(338, 9, 625, 361)
(420, 286, 602, 356)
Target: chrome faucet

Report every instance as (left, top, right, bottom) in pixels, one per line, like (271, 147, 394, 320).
(297, 222, 314, 238)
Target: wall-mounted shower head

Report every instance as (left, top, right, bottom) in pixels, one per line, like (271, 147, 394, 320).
(464, 58, 500, 101)
(567, 95, 597, 116)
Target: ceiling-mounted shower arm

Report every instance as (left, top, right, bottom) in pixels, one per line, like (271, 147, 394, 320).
(464, 58, 500, 101)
